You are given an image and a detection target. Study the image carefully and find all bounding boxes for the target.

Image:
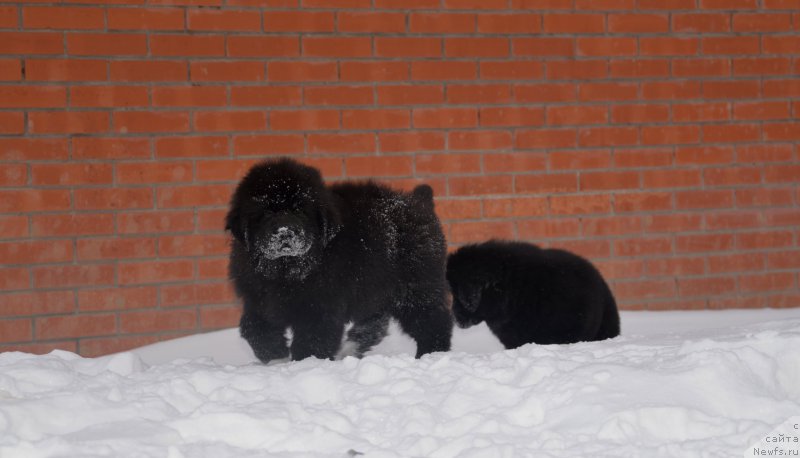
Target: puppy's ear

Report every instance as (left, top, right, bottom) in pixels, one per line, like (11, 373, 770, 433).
(225, 208, 249, 249)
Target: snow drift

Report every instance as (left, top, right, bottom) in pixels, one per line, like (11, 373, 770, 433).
(0, 309, 798, 457)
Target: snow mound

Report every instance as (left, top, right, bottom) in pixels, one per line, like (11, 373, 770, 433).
(1, 310, 799, 457)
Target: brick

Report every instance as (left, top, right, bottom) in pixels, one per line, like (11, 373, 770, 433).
(272, 110, 340, 131)
(77, 238, 156, 261)
(436, 199, 483, 220)
(672, 13, 730, 32)
(644, 214, 702, 233)
(118, 211, 194, 235)
(345, 156, 413, 177)
(675, 190, 734, 210)
(610, 59, 670, 78)
(737, 144, 794, 163)
(71, 86, 149, 108)
(740, 273, 795, 293)
(763, 80, 800, 98)
(108, 7, 185, 30)
(518, 219, 581, 238)
(477, 14, 541, 34)
(734, 57, 791, 76)
(73, 137, 149, 160)
(0, 190, 70, 213)
(614, 148, 672, 168)
(449, 176, 513, 196)
(703, 123, 760, 143)
(378, 86, 443, 106)
(304, 37, 372, 58)
(0, 240, 72, 265)
(412, 61, 476, 81)
(0, 6, 17, 28)
(448, 130, 513, 151)
(450, 221, 515, 244)
(704, 166, 761, 186)
(0, 86, 66, 108)
(579, 126, 639, 147)
(416, 153, 481, 175)
(230, 87, 302, 107)
(151, 34, 225, 57)
(705, 211, 764, 230)
(611, 104, 670, 124)
(33, 265, 115, 289)
(480, 107, 544, 127)
(764, 123, 800, 141)
(484, 152, 547, 173)
(708, 253, 765, 274)
(24, 6, 104, 30)
(227, 36, 299, 57)
(0, 216, 27, 239)
(642, 125, 700, 145)
(734, 101, 790, 121)
(156, 184, 232, 208)
(32, 163, 113, 186)
(445, 0, 508, 8)
(547, 60, 607, 80)
(0, 32, 62, 55)
(155, 136, 228, 158)
(608, 13, 668, 32)
(26, 59, 106, 82)
(188, 9, 261, 31)
(516, 173, 579, 195)
(303, 0, 371, 7)
(763, 36, 800, 54)
(408, 12, 476, 34)
(119, 309, 197, 333)
(673, 102, 730, 122)
(110, 61, 187, 82)
(201, 305, 241, 330)
(516, 83, 576, 102)
(379, 132, 445, 153)
(701, 0, 758, 8)
(118, 161, 193, 184)
(0, 113, 23, 135)
(377, 0, 440, 7)
(413, 108, 477, 128)
(512, 0, 573, 8)
(32, 214, 114, 237)
(480, 61, 542, 80)
(640, 37, 699, 56)
(0, 291, 75, 317)
(37, 314, 116, 340)
(75, 188, 152, 211)
(339, 12, 406, 33)
(162, 283, 233, 308)
(197, 159, 259, 182)
(194, 111, 267, 132)
(119, 260, 194, 285)
(446, 38, 508, 58)
(115, 111, 190, 133)
(342, 109, 409, 130)
(0, 268, 29, 292)
(264, 11, 333, 32)
(703, 36, 760, 55)
(642, 80, 701, 100)
(550, 150, 611, 170)
(550, 194, 612, 215)
(733, 13, 792, 31)
(28, 111, 108, 134)
(736, 188, 795, 207)
(341, 61, 408, 82)
(704, 80, 760, 99)
(615, 192, 673, 213)
(67, 33, 147, 56)
(737, 231, 794, 250)
(514, 37, 574, 57)
(191, 61, 263, 82)
(234, 134, 305, 156)
(483, 197, 547, 218)
(543, 14, 605, 33)
(516, 129, 576, 149)
(672, 58, 730, 77)
(305, 85, 373, 106)
(582, 216, 643, 237)
(267, 61, 337, 82)
(580, 171, 640, 191)
(548, 105, 607, 126)
(615, 237, 672, 257)
(308, 133, 375, 154)
(159, 234, 229, 257)
(768, 251, 800, 270)
(642, 169, 702, 188)
(0, 59, 20, 81)
(577, 37, 637, 57)
(579, 82, 638, 102)
(448, 84, 511, 104)
(676, 234, 735, 254)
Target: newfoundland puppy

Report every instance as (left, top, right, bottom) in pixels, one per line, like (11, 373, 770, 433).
(226, 158, 452, 363)
(447, 240, 619, 349)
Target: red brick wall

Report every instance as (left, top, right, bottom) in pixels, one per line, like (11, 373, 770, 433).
(1, 1, 798, 357)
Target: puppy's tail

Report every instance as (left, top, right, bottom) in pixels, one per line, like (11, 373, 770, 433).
(411, 184, 435, 211)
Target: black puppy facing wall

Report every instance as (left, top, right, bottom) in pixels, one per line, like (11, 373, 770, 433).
(226, 158, 452, 363)
(447, 240, 619, 349)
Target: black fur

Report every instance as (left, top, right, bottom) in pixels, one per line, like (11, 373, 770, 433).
(447, 240, 620, 349)
(226, 158, 452, 362)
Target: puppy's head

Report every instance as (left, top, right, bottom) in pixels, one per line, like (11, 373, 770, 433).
(226, 158, 341, 280)
(446, 245, 504, 329)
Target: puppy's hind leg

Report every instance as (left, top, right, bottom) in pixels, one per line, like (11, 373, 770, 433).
(395, 290, 453, 358)
(338, 313, 390, 359)
(239, 311, 290, 364)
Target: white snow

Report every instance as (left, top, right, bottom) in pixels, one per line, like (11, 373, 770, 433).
(1, 309, 799, 457)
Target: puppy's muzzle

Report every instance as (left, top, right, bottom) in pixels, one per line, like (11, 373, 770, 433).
(262, 226, 312, 259)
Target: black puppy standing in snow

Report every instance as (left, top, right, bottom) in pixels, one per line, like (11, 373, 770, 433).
(226, 158, 452, 363)
(447, 240, 620, 349)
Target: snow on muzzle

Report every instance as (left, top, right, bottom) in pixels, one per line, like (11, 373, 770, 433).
(259, 226, 312, 259)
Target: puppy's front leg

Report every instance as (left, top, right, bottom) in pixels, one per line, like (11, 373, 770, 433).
(239, 311, 290, 364)
(290, 319, 345, 361)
